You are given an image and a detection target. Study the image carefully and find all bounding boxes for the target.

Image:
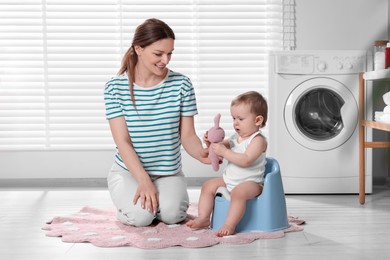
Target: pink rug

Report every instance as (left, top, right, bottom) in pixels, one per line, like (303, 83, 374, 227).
(42, 204, 304, 249)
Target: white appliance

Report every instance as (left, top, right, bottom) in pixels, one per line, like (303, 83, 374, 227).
(268, 50, 372, 194)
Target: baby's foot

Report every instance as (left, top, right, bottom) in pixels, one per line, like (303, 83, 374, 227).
(216, 224, 235, 237)
(186, 217, 210, 229)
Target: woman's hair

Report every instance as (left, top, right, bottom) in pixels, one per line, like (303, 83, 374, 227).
(118, 18, 175, 106)
(231, 91, 268, 127)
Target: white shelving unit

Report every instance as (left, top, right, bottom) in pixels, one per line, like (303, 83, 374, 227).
(359, 70, 390, 204)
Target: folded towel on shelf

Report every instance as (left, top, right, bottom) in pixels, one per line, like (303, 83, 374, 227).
(380, 113, 390, 124)
(375, 112, 390, 124)
(384, 106, 390, 114)
(375, 111, 383, 121)
(383, 92, 390, 106)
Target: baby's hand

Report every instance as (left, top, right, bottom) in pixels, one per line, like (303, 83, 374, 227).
(203, 131, 211, 147)
(211, 143, 227, 157)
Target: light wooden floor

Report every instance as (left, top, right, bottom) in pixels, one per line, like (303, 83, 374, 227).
(1, 185, 390, 260)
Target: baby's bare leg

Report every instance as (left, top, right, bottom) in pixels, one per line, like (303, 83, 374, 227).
(216, 181, 262, 237)
(186, 177, 226, 229)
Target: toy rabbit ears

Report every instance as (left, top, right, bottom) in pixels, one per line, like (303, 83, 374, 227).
(214, 113, 221, 128)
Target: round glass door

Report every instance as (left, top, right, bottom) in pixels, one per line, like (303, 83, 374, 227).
(295, 88, 344, 141)
(284, 77, 358, 151)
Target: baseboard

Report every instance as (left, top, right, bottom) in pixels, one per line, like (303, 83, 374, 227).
(0, 178, 108, 188)
(373, 176, 389, 186)
(386, 177, 390, 187)
(0, 177, 211, 189)
(186, 177, 212, 187)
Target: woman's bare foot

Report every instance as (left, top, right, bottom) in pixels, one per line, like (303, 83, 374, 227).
(216, 224, 235, 237)
(186, 217, 210, 229)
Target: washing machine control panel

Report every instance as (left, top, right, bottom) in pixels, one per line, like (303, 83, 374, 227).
(275, 51, 366, 75)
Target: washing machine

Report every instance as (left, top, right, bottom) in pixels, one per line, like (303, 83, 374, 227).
(268, 50, 372, 194)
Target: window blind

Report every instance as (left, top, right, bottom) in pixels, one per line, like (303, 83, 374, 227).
(0, 0, 295, 150)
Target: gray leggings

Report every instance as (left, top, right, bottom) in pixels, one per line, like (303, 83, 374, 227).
(107, 163, 189, 227)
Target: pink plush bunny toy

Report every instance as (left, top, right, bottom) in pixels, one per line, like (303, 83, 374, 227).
(207, 113, 225, 171)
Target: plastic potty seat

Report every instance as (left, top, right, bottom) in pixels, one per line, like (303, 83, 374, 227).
(211, 157, 289, 232)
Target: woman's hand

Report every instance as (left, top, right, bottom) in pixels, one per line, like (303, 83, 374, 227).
(198, 147, 211, 164)
(133, 179, 159, 215)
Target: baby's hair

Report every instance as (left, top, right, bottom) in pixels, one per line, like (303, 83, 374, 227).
(231, 91, 268, 127)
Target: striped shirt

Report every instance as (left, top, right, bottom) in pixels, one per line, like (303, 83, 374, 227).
(104, 69, 198, 176)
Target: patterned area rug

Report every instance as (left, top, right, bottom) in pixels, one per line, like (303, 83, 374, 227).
(42, 204, 304, 249)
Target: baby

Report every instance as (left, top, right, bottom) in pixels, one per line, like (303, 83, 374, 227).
(187, 91, 268, 236)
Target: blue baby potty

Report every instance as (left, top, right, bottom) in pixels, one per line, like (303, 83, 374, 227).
(211, 157, 290, 232)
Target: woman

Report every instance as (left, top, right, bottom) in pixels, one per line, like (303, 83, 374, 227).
(104, 18, 208, 227)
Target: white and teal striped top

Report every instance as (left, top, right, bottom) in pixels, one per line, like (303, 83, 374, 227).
(104, 69, 198, 176)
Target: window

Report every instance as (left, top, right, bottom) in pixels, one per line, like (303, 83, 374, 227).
(0, 0, 295, 150)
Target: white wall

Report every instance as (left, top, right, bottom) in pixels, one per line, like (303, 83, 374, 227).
(295, 0, 388, 50)
(0, 0, 389, 180)
(0, 150, 115, 179)
(0, 149, 222, 179)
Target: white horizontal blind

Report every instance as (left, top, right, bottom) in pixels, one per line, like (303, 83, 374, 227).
(0, 0, 120, 150)
(1, 0, 46, 150)
(0, 0, 294, 150)
(193, 0, 289, 137)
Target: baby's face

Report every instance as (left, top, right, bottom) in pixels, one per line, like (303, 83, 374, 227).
(230, 103, 261, 138)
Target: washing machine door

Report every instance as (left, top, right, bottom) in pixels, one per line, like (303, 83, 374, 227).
(284, 77, 358, 151)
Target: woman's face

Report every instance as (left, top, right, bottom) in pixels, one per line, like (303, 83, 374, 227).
(135, 38, 174, 77)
